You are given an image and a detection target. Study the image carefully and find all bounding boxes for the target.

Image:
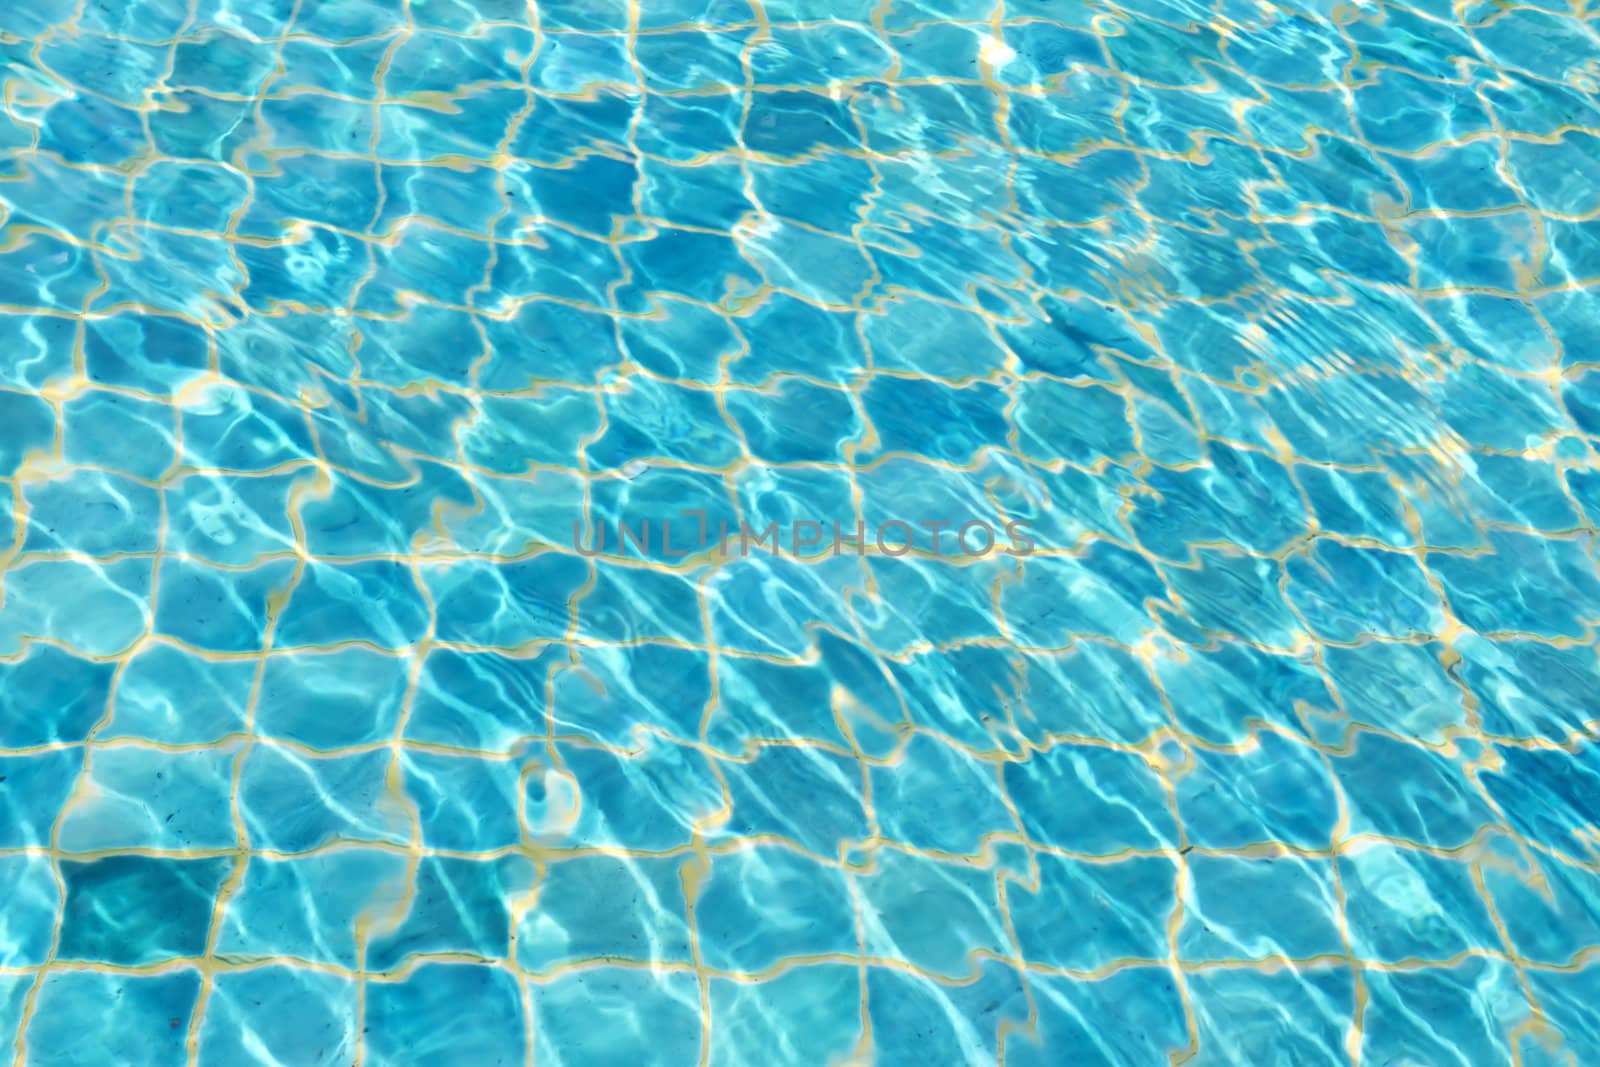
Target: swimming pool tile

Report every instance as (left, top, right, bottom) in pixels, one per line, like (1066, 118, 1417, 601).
(1179, 853, 1345, 963)
(1338, 844, 1503, 965)
(1008, 967, 1190, 1066)
(1454, 637, 1600, 742)
(704, 655, 851, 752)
(695, 849, 858, 972)
(197, 967, 357, 1067)
(1285, 541, 1445, 642)
(635, 29, 750, 92)
(870, 734, 1016, 856)
(255, 649, 410, 749)
(551, 644, 711, 746)
(531, 968, 703, 1066)
(515, 855, 693, 972)
(0, 644, 114, 747)
(169, 30, 277, 95)
(1186, 967, 1356, 1067)
(1012, 853, 1178, 971)
(1478, 842, 1600, 967)
(58, 744, 241, 852)
(1334, 733, 1501, 848)
(1003, 546, 1166, 647)
(1360, 958, 1536, 1067)
(24, 970, 201, 1067)
(1175, 735, 1338, 851)
(718, 743, 869, 856)
(0, 750, 84, 849)
(366, 964, 528, 1066)
(857, 849, 1012, 978)
(1429, 531, 1600, 638)
(1321, 641, 1466, 742)
(1131, 445, 1308, 558)
(402, 749, 526, 852)
(404, 648, 556, 752)
(0, 855, 59, 968)
(1480, 743, 1600, 865)
(855, 558, 1007, 652)
(1011, 642, 1170, 747)
(216, 849, 409, 967)
(561, 738, 724, 852)
(1528, 963, 1600, 1063)
(1004, 743, 1178, 854)
(22, 471, 161, 557)
(708, 965, 862, 1067)
(0, 558, 151, 658)
(275, 560, 432, 651)
(1160, 549, 1301, 649)
(35, 95, 148, 168)
(367, 854, 537, 971)
(59, 856, 234, 967)
(236, 746, 412, 853)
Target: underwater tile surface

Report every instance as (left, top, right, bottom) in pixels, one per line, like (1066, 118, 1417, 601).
(2, 0, 1600, 1062)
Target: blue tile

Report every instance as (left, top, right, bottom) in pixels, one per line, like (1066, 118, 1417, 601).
(532, 968, 703, 1065)
(26, 970, 201, 1067)
(365, 964, 527, 1067)
(59, 856, 233, 966)
(198, 966, 357, 1066)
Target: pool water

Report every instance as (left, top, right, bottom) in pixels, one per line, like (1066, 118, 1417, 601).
(3, 0, 1600, 1063)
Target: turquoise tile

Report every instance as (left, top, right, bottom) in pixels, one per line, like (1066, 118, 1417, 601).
(366, 855, 537, 971)
(1528, 964, 1600, 1062)
(403, 749, 525, 852)
(1179, 854, 1345, 962)
(867, 962, 1031, 1063)
(0, 855, 59, 967)
(709, 967, 861, 1067)
(1339, 847, 1502, 964)
(59, 856, 234, 966)
(695, 849, 856, 972)
(58, 744, 241, 852)
(237, 746, 412, 853)
(1157, 641, 1334, 745)
(869, 733, 1016, 855)
(198, 967, 356, 1066)
(1321, 641, 1466, 741)
(366, 964, 527, 1066)
(216, 850, 409, 967)
(25, 970, 201, 1067)
(404, 648, 557, 752)
(1481, 743, 1600, 864)
(256, 649, 410, 748)
(0, 645, 115, 747)
(1011, 854, 1177, 970)
(857, 850, 1012, 978)
(515, 856, 693, 972)
(1331, 732, 1499, 847)
(1187, 968, 1355, 1067)
(560, 738, 724, 852)
(1005, 743, 1178, 853)
(1361, 959, 1535, 1067)
(0, 750, 83, 848)
(531, 969, 702, 1065)
(1175, 735, 1338, 850)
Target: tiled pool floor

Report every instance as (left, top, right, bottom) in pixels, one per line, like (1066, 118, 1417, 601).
(3, 0, 1600, 1063)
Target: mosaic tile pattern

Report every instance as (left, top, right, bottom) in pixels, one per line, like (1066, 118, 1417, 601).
(2, 0, 1600, 1062)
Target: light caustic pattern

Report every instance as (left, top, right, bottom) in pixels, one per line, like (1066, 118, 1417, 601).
(1, 0, 1600, 1062)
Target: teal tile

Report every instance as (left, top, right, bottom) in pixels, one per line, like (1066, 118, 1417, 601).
(59, 856, 233, 966)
